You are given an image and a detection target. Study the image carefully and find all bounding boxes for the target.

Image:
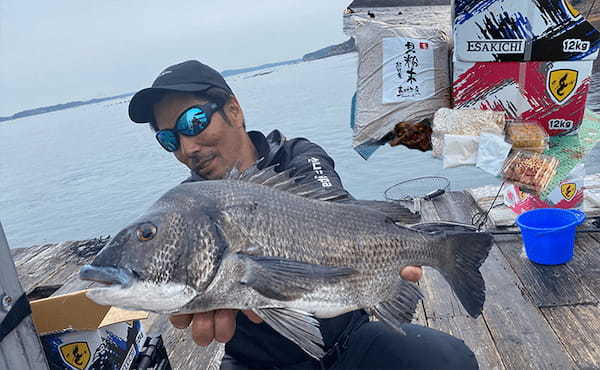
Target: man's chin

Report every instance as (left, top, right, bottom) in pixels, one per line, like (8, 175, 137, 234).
(195, 165, 224, 180)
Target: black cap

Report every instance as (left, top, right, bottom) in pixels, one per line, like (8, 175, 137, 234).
(128, 60, 233, 123)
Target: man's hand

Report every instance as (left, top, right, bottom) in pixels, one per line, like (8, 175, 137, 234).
(401, 265, 423, 282)
(169, 310, 263, 346)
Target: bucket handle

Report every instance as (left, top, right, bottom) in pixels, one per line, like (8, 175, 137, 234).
(569, 209, 587, 226)
(533, 209, 587, 236)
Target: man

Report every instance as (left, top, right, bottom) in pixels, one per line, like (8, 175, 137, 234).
(128, 60, 478, 369)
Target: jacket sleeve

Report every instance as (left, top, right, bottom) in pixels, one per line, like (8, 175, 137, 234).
(280, 137, 354, 199)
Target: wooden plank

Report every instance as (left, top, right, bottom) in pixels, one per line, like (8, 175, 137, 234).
(0, 221, 49, 369)
(541, 304, 600, 369)
(413, 299, 427, 326)
(418, 196, 505, 369)
(428, 315, 505, 370)
(442, 191, 596, 308)
(13, 242, 80, 293)
(434, 193, 576, 369)
(431, 191, 481, 225)
(577, 233, 600, 301)
(493, 233, 597, 307)
(13, 238, 108, 294)
(479, 246, 575, 370)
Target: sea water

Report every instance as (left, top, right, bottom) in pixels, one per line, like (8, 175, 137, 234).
(1, 53, 599, 248)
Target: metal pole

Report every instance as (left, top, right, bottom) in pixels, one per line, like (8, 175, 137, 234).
(0, 221, 49, 369)
(588, 0, 598, 18)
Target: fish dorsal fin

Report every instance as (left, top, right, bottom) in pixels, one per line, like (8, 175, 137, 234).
(225, 162, 348, 201)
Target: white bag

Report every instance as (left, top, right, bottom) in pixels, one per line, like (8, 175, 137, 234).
(443, 135, 480, 168)
(432, 108, 506, 158)
(476, 133, 513, 176)
(352, 18, 450, 157)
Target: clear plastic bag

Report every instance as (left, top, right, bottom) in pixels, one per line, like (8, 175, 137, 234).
(443, 135, 480, 168)
(476, 133, 513, 176)
(432, 108, 506, 158)
(505, 121, 548, 153)
(502, 151, 559, 195)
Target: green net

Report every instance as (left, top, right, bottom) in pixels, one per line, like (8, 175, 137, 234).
(540, 109, 600, 199)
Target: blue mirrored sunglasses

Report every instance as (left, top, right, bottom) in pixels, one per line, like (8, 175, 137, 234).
(155, 102, 219, 152)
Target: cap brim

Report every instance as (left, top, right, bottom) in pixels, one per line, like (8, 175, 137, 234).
(128, 83, 213, 123)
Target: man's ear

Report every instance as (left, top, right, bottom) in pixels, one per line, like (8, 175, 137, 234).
(222, 96, 244, 128)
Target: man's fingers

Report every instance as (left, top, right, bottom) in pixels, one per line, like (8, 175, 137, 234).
(401, 266, 423, 282)
(214, 309, 237, 343)
(242, 309, 264, 324)
(191, 311, 216, 346)
(169, 314, 193, 329)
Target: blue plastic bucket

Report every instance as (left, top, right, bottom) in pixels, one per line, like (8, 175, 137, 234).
(516, 209, 586, 265)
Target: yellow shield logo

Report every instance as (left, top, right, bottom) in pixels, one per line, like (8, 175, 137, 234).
(59, 342, 91, 370)
(563, 0, 581, 19)
(561, 183, 577, 201)
(548, 69, 578, 104)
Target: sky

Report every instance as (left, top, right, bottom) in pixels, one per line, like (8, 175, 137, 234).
(0, 0, 352, 116)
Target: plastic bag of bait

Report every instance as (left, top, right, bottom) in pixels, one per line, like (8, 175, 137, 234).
(432, 108, 506, 158)
(476, 133, 513, 176)
(443, 135, 480, 168)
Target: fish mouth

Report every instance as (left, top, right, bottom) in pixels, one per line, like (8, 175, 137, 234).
(79, 265, 136, 287)
(80, 264, 198, 313)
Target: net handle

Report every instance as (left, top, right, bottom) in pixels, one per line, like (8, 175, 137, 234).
(384, 176, 451, 201)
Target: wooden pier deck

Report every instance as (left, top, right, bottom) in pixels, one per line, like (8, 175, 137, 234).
(11, 191, 600, 369)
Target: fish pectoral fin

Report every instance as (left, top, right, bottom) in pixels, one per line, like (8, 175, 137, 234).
(239, 253, 357, 301)
(371, 279, 424, 334)
(253, 307, 325, 359)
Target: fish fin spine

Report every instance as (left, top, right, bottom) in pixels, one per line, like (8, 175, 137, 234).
(371, 279, 423, 333)
(253, 307, 325, 359)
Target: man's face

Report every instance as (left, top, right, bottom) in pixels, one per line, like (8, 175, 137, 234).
(153, 92, 249, 180)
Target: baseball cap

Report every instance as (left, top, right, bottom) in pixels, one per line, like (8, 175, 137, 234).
(128, 60, 233, 123)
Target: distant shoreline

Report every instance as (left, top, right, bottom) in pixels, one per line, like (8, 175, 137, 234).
(1, 40, 362, 123)
(0, 58, 305, 123)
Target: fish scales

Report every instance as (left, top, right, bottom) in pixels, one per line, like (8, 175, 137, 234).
(79, 164, 493, 359)
(211, 180, 433, 270)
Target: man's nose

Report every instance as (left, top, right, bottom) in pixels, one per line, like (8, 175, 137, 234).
(178, 135, 202, 157)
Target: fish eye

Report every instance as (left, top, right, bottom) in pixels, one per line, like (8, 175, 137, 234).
(136, 222, 157, 241)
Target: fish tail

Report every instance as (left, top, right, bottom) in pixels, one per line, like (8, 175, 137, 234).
(438, 232, 493, 318)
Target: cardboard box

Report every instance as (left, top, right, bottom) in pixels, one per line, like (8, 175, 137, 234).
(31, 290, 150, 369)
(453, 59, 593, 136)
(453, 0, 600, 62)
